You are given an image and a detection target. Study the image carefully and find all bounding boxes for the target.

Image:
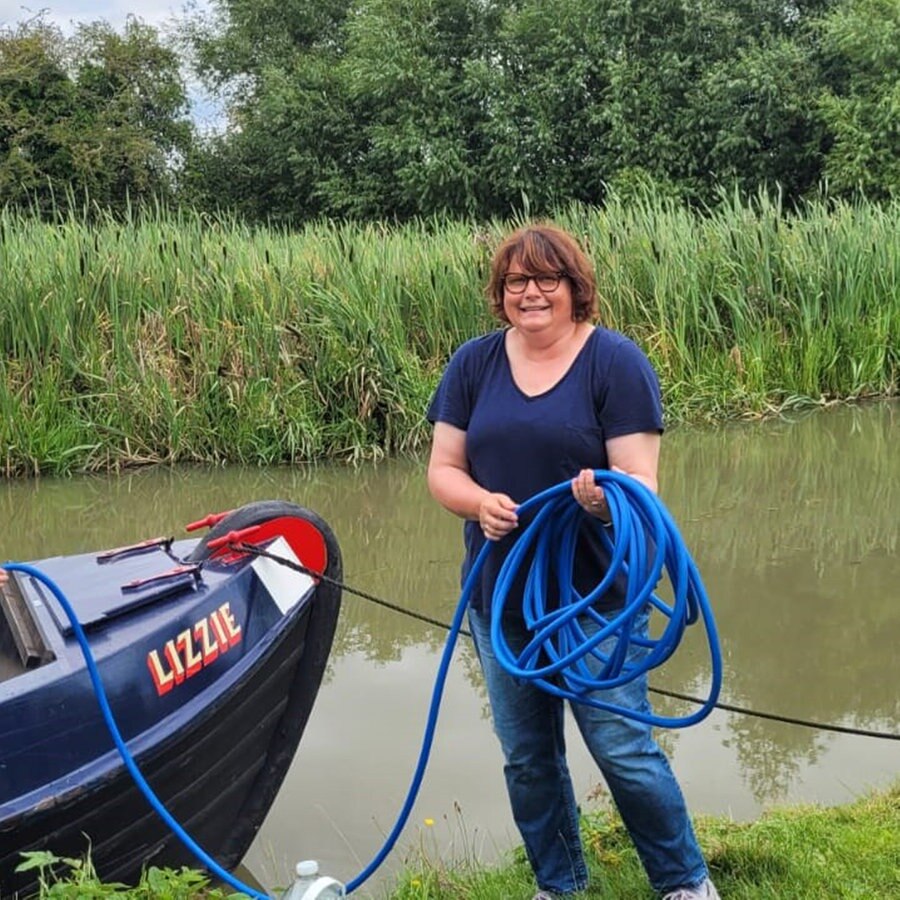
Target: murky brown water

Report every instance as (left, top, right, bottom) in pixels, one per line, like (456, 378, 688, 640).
(2, 401, 898, 896)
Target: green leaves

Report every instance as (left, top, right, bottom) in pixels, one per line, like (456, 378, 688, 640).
(14, 849, 246, 898)
(818, 0, 900, 198)
(0, 15, 192, 216)
(4, 1, 900, 224)
(182, 0, 885, 220)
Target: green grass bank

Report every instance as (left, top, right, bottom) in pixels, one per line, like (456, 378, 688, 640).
(18, 785, 900, 898)
(390, 786, 900, 899)
(1, 193, 898, 476)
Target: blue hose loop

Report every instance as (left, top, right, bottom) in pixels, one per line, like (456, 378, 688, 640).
(2, 561, 270, 900)
(489, 470, 722, 727)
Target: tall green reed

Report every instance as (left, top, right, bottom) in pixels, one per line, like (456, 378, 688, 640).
(0, 194, 896, 475)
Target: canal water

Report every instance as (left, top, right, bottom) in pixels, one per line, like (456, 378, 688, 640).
(1, 401, 897, 896)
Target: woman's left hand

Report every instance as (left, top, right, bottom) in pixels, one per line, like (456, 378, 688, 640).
(572, 469, 610, 521)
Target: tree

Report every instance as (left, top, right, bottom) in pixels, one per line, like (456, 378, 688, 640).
(817, 0, 900, 199)
(0, 20, 79, 213)
(693, 36, 825, 201)
(330, 0, 494, 218)
(181, 0, 876, 221)
(0, 15, 193, 215)
(474, 0, 615, 213)
(183, 0, 358, 221)
(593, 0, 830, 204)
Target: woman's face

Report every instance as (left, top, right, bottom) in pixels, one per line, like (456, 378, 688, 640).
(501, 256, 575, 334)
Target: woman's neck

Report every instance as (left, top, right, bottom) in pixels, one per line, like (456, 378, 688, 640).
(504, 323, 595, 397)
(509, 320, 593, 359)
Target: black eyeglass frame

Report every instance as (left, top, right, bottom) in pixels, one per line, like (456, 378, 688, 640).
(501, 271, 568, 294)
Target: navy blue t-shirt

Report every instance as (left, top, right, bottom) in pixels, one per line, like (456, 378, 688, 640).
(427, 327, 664, 615)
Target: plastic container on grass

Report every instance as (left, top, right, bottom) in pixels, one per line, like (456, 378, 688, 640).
(281, 860, 345, 900)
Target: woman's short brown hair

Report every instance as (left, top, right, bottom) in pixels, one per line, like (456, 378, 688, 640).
(486, 224, 597, 324)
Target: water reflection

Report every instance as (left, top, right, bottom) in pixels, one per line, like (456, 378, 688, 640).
(1, 401, 897, 895)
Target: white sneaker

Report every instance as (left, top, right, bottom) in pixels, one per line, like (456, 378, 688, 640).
(662, 878, 721, 900)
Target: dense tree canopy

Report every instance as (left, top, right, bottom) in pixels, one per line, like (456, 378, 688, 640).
(817, 0, 900, 198)
(2, 0, 898, 222)
(0, 16, 191, 215)
(184, 0, 894, 222)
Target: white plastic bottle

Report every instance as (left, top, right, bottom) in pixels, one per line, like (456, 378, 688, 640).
(281, 860, 345, 900)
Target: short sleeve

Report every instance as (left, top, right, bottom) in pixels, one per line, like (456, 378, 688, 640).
(426, 339, 478, 430)
(599, 338, 664, 438)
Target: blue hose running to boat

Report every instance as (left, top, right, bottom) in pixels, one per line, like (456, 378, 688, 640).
(2, 470, 720, 897)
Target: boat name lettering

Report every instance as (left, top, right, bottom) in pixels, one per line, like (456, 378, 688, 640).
(146, 602, 242, 696)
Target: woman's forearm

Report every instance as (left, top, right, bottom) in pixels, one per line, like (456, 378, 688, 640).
(427, 462, 490, 521)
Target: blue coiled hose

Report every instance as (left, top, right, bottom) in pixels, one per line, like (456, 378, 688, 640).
(2, 471, 720, 897)
(489, 470, 722, 727)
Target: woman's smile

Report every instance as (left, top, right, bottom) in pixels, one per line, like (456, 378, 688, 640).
(518, 301, 551, 313)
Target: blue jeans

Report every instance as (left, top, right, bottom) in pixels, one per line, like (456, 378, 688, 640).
(467, 606, 708, 895)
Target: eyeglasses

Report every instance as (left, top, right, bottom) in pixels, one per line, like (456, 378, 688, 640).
(501, 272, 566, 293)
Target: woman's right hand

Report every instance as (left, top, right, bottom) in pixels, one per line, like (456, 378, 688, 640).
(478, 493, 519, 541)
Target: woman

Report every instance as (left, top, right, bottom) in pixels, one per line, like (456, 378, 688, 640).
(426, 224, 719, 900)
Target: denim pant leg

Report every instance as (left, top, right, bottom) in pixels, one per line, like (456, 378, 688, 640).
(569, 612, 708, 893)
(468, 608, 589, 894)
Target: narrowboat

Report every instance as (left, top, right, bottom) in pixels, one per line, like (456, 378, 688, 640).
(0, 500, 342, 898)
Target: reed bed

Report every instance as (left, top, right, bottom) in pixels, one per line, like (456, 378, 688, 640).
(0, 194, 897, 475)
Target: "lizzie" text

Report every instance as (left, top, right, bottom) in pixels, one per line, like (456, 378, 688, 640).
(147, 602, 242, 696)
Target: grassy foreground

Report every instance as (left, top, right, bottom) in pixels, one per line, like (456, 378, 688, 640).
(390, 787, 900, 899)
(19, 785, 900, 899)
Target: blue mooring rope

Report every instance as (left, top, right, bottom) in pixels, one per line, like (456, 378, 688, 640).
(2, 471, 720, 897)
